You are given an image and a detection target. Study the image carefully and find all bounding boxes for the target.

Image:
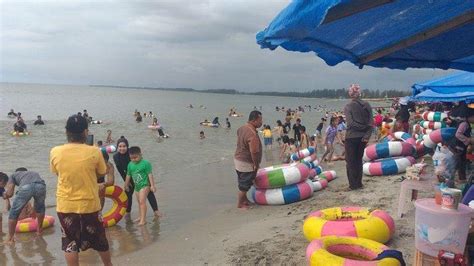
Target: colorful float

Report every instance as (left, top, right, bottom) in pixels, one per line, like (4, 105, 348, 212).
(363, 142, 415, 162)
(419, 121, 446, 130)
(100, 144, 117, 154)
(306, 236, 401, 266)
(102, 185, 128, 227)
(422, 127, 457, 149)
(421, 111, 447, 122)
(248, 179, 314, 205)
(290, 147, 315, 161)
(16, 215, 55, 233)
(11, 131, 29, 136)
(363, 156, 416, 176)
(255, 163, 310, 189)
(303, 207, 395, 243)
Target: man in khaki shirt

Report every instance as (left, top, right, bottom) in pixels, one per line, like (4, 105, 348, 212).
(234, 111, 263, 209)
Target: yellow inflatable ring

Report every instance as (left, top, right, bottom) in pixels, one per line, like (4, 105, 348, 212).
(102, 185, 128, 227)
(11, 131, 30, 136)
(16, 215, 55, 233)
(306, 236, 400, 266)
(303, 207, 394, 244)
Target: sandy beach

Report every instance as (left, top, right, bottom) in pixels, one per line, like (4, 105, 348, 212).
(120, 151, 433, 265)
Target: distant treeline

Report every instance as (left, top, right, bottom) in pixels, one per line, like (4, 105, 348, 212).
(90, 85, 410, 99)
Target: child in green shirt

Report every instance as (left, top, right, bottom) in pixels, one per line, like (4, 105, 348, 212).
(124, 146, 160, 225)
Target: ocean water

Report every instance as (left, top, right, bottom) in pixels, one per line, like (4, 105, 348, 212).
(0, 83, 348, 264)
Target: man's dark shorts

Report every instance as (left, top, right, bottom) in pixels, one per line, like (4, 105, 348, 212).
(57, 212, 109, 253)
(236, 170, 256, 192)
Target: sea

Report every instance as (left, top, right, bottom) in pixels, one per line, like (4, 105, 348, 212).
(0, 82, 349, 264)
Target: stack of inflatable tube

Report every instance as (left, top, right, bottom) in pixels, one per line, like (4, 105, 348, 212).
(303, 207, 395, 243)
(419, 121, 446, 130)
(306, 236, 401, 266)
(363, 156, 416, 176)
(254, 163, 310, 189)
(421, 111, 447, 122)
(16, 215, 55, 233)
(380, 131, 416, 146)
(415, 139, 433, 157)
(311, 171, 337, 192)
(363, 141, 415, 162)
(100, 144, 117, 154)
(248, 179, 314, 205)
(308, 166, 323, 179)
(422, 127, 457, 149)
(290, 147, 315, 161)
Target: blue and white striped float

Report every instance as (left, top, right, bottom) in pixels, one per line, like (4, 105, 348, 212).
(308, 166, 323, 179)
(291, 147, 315, 161)
(363, 142, 415, 162)
(363, 156, 416, 176)
(422, 127, 456, 149)
(380, 131, 416, 146)
(312, 171, 337, 192)
(248, 179, 314, 205)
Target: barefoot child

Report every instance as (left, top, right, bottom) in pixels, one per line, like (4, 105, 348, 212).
(124, 146, 161, 225)
(99, 152, 115, 209)
(320, 117, 338, 163)
(0, 173, 11, 234)
(105, 130, 114, 145)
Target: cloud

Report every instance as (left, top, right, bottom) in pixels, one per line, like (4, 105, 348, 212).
(0, 0, 449, 91)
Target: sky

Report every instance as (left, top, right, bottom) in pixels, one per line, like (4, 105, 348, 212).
(0, 0, 451, 92)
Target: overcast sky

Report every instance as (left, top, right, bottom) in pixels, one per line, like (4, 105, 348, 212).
(0, 0, 450, 92)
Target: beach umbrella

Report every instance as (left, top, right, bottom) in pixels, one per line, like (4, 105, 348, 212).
(256, 0, 474, 71)
(412, 71, 474, 103)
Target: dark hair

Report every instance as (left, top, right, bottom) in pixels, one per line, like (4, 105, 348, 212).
(377, 109, 382, 114)
(296, 118, 301, 123)
(97, 140, 103, 146)
(15, 167, 28, 172)
(67, 132, 87, 143)
(277, 120, 283, 126)
(310, 135, 315, 141)
(0, 172, 8, 183)
(102, 151, 109, 162)
(116, 137, 129, 148)
(248, 110, 262, 122)
(300, 126, 306, 132)
(289, 138, 295, 145)
(265, 125, 271, 130)
(282, 135, 290, 144)
(330, 117, 337, 124)
(129, 146, 141, 155)
(200, 131, 204, 134)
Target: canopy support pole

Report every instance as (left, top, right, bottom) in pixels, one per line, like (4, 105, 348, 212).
(360, 10, 474, 64)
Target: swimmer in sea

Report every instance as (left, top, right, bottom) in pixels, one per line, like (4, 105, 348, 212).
(212, 117, 220, 126)
(34, 115, 45, 125)
(7, 109, 17, 117)
(13, 118, 27, 133)
(136, 112, 143, 123)
(226, 118, 231, 129)
(199, 131, 205, 139)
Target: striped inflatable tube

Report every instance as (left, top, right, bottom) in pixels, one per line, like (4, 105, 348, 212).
(306, 236, 400, 266)
(303, 207, 395, 243)
(255, 163, 310, 189)
(363, 156, 416, 176)
(312, 171, 337, 192)
(16, 215, 55, 233)
(422, 111, 447, 122)
(290, 147, 315, 161)
(303, 160, 319, 169)
(422, 127, 456, 149)
(308, 166, 323, 179)
(248, 179, 314, 205)
(11, 131, 30, 136)
(419, 121, 446, 129)
(363, 142, 415, 162)
(301, 154, 317, 163)
(102, 186, 128, 227)
(380, 131, 416, 146)
(415, 140, 432, 157)
(100, 144, 117, 154)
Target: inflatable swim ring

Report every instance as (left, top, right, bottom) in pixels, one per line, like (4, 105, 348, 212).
(16, 215, 55, 233)
(306, 236, 400, 266)
(255, 163, 310, 189)
(308, 166, 323, 179)
(90, 120, 102, 124)
(248, 179, 314, 205)
(363, 142, 415, 162)
(303, 207, 395, 243)
(422, 127, 456, 149)
(102, 185, 128, 227)
(415, 140, 432, 157)
(11, 131, 29, 136)
(200, 122, 219, 128)
(301, 154, 317, 163)
(380, 131, 416, 146)
(148, 125, 161, 130)
(312, 171, 337, 191)
(419, 121, 446, 130)
(422, 111, 447, 122)
(363, 156, 415, 176)
(230, 113, 242, 117)
(290, 147, 315, 161)
(100, 145, 116, 154)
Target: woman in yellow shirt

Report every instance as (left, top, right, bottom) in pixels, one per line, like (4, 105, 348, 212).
(262, 125, 273, 150)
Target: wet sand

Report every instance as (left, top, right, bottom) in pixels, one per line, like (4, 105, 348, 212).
(1, 148, 430, 265)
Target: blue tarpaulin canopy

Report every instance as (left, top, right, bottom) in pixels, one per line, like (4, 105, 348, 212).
(412, 71, 474, 103)
(257, 0, 474, 71)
